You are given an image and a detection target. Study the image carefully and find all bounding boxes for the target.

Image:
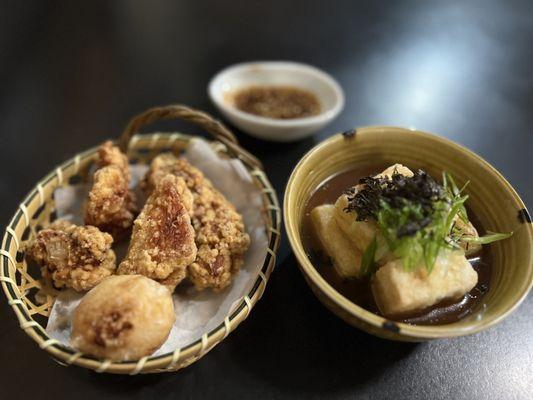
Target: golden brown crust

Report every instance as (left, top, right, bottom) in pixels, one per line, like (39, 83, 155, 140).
(71, 275, 175, 361)
(26, 220, 116, 291)
(118, 175, 197, 291)
(143, 154, 250, 291)
(84, 141, 136, 239)
(96, 140, 130, 179)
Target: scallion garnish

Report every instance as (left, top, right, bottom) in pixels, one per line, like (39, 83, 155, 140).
(462, 231, 513, 244)
(345, 168, 512, 273)
(360, 235, 378, 277)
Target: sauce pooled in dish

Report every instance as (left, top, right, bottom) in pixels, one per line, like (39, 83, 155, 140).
(232, 85, 321, 119)
(302, 164, 512, 325)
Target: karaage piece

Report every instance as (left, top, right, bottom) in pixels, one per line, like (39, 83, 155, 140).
(118, 174, 197, 291)
(26, 220, 116, 291)
(95, 140, 130, 177)
(71, 275, 175, 361)
(143, 154, 251, 291)
(84, 141, 136, 239)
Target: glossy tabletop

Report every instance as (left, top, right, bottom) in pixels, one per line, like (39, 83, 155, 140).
(0, 1, 531, 399)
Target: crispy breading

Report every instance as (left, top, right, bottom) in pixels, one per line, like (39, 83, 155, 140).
(96, 140, 131, 178)
(26, 220, 116, 291)
(143, 154, 250, 291)
(85, 166, 136, 238)
(118, 174, 197, 291)
(84, 141, 136, 239)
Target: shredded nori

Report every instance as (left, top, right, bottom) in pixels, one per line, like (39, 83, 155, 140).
(343, 167, 512, 273)
(344, 169, 445, 237)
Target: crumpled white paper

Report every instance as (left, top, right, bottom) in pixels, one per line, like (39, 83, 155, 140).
(46, 138, 268, 356)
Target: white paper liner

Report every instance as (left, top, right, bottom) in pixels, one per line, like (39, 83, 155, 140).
(46, 138, 268, 357)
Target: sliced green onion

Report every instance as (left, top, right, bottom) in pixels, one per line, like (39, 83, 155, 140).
(360, 236, 378, 277)
(462, 231, 513, 244)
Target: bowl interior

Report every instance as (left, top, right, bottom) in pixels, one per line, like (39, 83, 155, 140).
(284, 127, 533, 339)
(209, 61, 342, 115)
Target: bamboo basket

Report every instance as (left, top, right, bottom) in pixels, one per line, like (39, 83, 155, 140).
(0, 105, 281, 374)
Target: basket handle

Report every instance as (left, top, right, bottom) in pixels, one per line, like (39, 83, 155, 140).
(118, 104, 263, 169)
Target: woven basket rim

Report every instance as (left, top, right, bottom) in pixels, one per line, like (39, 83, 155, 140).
(1, 132, 281, 374)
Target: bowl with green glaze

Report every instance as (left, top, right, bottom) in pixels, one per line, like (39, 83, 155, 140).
(284, 126, 533, 341)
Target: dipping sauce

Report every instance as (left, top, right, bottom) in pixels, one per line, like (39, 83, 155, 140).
(232, 85, 321, 119)
(301, 166, 492, 326)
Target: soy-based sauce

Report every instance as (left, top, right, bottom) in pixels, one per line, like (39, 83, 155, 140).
(301, 167, 492, 325)
(232, 86, 321, 119)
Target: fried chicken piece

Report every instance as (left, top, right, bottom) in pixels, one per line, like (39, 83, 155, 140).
(96, 140, 130, 177)
(84, 141, 137, 239)
(143, 154, 250, 291)
(26, 220, 116, 291)
(118, 174, 197, 291)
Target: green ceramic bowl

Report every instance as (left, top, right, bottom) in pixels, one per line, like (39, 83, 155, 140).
(284, 126, 533, 341)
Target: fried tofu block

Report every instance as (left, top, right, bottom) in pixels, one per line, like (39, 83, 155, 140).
(310, 205, 362, 278)
(372, 250, 478, 316)
(334, 195, 388, 260)
(375, 163, 414, 179)
(333, 164, 414, 262)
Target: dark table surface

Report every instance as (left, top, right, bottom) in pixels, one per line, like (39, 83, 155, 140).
(1, 1, 532, 399)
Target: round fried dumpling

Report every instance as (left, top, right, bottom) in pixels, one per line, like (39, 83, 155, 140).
(71, 275, 175, 361)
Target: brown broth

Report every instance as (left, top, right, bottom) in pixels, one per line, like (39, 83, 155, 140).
(301, 166, 492, 326)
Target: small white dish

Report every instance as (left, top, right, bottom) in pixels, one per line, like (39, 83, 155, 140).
(208, 61, 344, 142)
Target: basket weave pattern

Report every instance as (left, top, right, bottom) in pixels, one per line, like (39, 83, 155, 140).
(1, 106, 281, 374)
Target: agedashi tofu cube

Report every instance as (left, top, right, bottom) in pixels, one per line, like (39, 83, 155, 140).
(371, 250, 478, 316)
(333, 164, 414, 263)
(310, 205, 361, 278)
(334, 194, 389, 262)
(375, 163, 414, 179)
(334, 194, 378, 251)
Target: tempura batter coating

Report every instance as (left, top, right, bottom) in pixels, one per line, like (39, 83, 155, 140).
(118, 175, 197, 291)
(143, 154, 250, 291)
(26, 220, 116, 291)
(84, 141, 136, 239)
